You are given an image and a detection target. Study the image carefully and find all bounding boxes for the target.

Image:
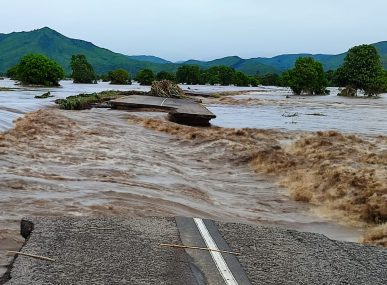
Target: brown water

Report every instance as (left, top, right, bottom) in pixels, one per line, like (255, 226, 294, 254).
(0, 108, 364, 274)
(205, 88, 387, 136)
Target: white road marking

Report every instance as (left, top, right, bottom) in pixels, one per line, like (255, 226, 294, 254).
(160, 98, 168, 106)
(193, 218, 239, 285)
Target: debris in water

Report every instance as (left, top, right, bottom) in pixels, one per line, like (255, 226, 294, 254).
(35, 91, 53, 99)
(149, 80, 185, 98)
(282, 112, 299, 117)
(306, 113, 327, 116)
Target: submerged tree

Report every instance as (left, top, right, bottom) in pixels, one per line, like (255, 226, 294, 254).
(14, 54, 64, 86)
(136, 69, 155, 85)
(285, 57, 328, 95)
(204, 66, 236, 86)
(6, 64, 20, 80)
(156, 71, 176, 82)
(70, 54, 96, 84)
(176, 65, 201, 84)
(108, 69, 131, 85)
(259, 73, 280, 86)
(234, 71, 250, 86)
(336, 45, 386, 96)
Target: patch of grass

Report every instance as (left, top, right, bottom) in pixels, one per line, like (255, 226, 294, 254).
(55, 90, 148, 110)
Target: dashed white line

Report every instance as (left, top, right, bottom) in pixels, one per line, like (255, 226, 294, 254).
(193, 218, 239, 285)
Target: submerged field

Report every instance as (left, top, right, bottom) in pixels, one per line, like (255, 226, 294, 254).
(0, 80, 386, 275)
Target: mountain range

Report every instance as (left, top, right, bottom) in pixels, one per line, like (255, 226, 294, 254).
(0, 27, 386, 75)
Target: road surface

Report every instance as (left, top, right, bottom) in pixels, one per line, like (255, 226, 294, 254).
(2, 217, 386, 284)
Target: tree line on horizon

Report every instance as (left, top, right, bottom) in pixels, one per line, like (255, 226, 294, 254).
(5, 44, 387, 96)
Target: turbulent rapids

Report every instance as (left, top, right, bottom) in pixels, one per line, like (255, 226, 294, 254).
(0, 82, 386, 275)
(130, 115, 387, 240)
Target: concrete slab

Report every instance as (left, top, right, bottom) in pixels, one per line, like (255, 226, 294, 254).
(110, 95, 216, 126)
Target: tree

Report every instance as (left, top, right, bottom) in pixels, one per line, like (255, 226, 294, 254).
(70, 54, 96, 83)
(234, 71, 250, 86)
(14, 54, 64, 86)
(176, 65, 201, 84)
(136, 69, 155, 85)
(6, 65, 20, 80)
(108, 69, 131, 85)
(200, 66, 236, 86)
(249, 76, 260, 87)
(217, 66, 235, 86)
(285, 57, 328, 95)
(336, 45, 385, 96)
(259, 73, 280, 86)
(325, 70, 336, 86)
(100, 73, 110, 82)
(156, 71, 176, 82)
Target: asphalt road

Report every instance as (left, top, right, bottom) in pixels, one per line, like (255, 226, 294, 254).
(2, 217, 386, 285)
(110, 95, 216, 125)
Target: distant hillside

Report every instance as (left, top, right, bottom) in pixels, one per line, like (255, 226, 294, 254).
(374, 41, 387, 68)
(0, 27, 386, 76)
(127, 55, 172, 64)
(240, 42, 387, 72)
(183, 56, 278, 75)
(0, 27, 178, 75)
(182, 42, 387, 73)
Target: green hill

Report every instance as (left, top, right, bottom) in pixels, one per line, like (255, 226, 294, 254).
(244, 42, 387, 72)
(0, 27, 386, 76)
(127, 55, 172, 64)
(0, 27, 178, 75)
(374, 41, 387, 68)
(183, 56, 278, 75)
(182, 42, 387, 73)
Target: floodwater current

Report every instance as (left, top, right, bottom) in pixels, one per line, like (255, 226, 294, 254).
(0, 79, 386, 276)
(208, 87, 387, 136)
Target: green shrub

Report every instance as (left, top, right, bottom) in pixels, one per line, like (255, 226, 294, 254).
(109, 69, 131, 85)
(56, 91, 122, 110)
(71, 54, 97, 84)
(16, 54, 64, 86)
(156, 71, 176, 82)
(234, 71, 251, 86)
(6, 65, 20, 80)
(176, 65, 201, 84)
(285, 57, 328, 95)
(336, 45, 386, 96)
(136, 69, 155, 85)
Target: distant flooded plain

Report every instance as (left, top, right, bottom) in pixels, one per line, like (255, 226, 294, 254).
(0, 79, 386, 275)
(207, 87, 387, 135)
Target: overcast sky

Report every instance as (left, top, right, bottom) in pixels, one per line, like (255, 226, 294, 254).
(1, 0, 386, 61)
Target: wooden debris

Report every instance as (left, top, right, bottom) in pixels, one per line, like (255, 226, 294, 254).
(149, 80, 185, 98)
(160, 243, 241, 255)
(6, 251, 55, 262)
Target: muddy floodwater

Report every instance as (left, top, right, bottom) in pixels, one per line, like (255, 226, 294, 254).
(0, 80, 386, 275)
(207, 87, 387, 136)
